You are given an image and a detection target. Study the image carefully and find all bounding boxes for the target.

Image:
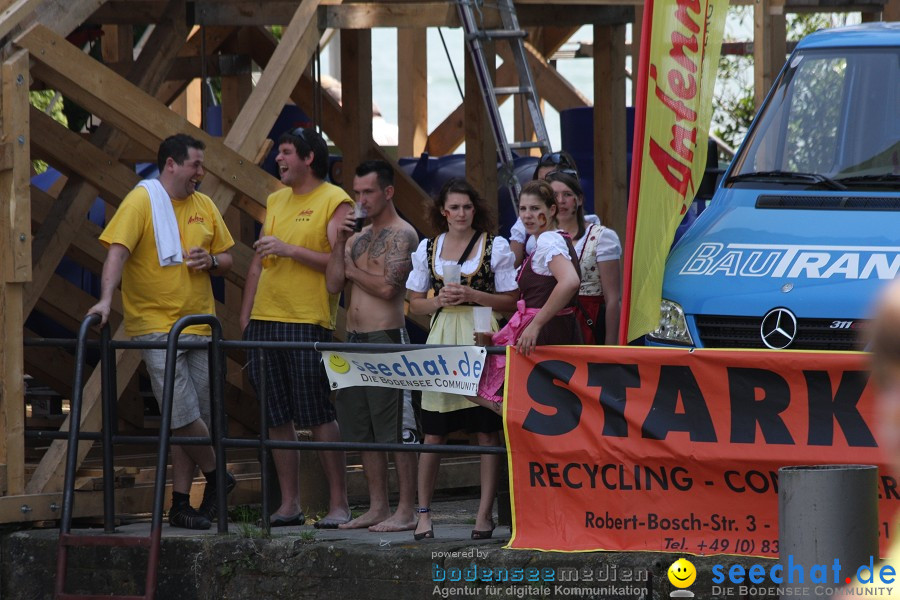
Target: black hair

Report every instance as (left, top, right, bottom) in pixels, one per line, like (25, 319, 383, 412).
(157, 134, 205, 172)
(545, 170, 587, 240)
(430, 178, 495, 234)
(355, 160, 394, 190)
(278, 127, 328, 180)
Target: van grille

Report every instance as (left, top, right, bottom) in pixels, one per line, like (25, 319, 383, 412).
(694, 315, 865, 351)
(756, 195, 900, 210)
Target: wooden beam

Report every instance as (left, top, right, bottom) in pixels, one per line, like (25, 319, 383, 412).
(0, 0, 42, 44)
(320, 3, 633, 28)
(100, 24, 134, 65)
(196, 0, 322, 210)
(30, 0, 108, 37)
(397, 28, 428, 157)
(1, 50, 31, 282)
(464, 43, 499, 228)
(339, 28, 373, 193)
(16, 23, 280, 215)
(23, 4, 189, 320)
(753, 0, 786, 109)
(0, 49, 31, 496)
(886, 0, 900, 19)
(594, 23, 627, 241)
(155, 26, 237, 107)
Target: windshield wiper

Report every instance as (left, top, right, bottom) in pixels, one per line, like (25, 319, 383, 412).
(727, 170, 847, 190)
(835, 173, 900, 187)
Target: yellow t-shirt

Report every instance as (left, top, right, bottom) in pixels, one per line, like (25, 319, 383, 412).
(250, 182, 352, 329)
(99, 186, 235, 337)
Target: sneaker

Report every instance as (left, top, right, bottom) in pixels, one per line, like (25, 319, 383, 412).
(168, 503, 211, 530)
(198, 471, 236, 522)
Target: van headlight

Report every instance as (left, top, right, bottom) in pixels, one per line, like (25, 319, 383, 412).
(648, 299, 694, 345)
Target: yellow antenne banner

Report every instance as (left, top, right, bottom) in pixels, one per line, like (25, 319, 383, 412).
(620, 0, 728, 342)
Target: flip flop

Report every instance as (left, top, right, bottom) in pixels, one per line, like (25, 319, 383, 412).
(314, 516, 351, 529)
(267, 512, 305, 527)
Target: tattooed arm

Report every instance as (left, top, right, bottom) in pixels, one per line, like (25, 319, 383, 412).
(345, 226, 419, 300)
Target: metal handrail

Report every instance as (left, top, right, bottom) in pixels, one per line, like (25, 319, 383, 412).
(38, 314, 509, 537)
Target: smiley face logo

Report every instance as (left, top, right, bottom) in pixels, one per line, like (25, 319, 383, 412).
(668, 558, 696, 589)
(328, 353, 350, 374)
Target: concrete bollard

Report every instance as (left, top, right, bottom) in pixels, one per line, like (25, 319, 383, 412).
(779, 465, 878, 597)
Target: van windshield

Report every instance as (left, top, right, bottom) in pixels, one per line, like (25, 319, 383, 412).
(731, 47, 900, 187)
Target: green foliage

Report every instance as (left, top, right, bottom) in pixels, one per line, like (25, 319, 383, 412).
(29, 89, 68, 174)
(711, 8, 858, 151)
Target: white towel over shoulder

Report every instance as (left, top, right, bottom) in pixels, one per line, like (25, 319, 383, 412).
(138, 179, 183, 267)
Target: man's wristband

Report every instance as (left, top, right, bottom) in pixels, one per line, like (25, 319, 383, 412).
(209, 254, 219, 271)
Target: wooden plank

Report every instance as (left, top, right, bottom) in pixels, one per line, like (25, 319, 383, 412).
(0, 0, 42, 43)
(753, 0, 786, 109)
(23, 5, 189, 319)
(16, 23, 280, 215)
(0, 284, 25, 495)
(30, 0, 108, 37)
(886, 0, 900, 19)
(339, 28, 373, 194)
(397, 28, 428, 157)
(100, 24, 134, 64)
(24, 327, 78, 398)
(156, 26, 237, 106)
(2, 50, 31, 283)
(196, 0, 322, 211)
(27, 321, 136, 494)
(593, 23, 627, 242)
(0, 50, 31, 496)
(464, 43, 499, 228)
(321, 3, 458, 28)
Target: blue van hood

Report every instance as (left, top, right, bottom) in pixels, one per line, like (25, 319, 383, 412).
(663, 189, 900, 319)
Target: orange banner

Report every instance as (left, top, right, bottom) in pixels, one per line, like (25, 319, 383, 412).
(504, 347, 895, 557)
(620, 0, 729, 342)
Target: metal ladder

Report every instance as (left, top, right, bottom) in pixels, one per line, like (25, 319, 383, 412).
(455, 0, 552, 203)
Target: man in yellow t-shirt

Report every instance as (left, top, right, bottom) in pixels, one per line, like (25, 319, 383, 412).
(88, 134, 235, 530)
(240, 127, 353, 528)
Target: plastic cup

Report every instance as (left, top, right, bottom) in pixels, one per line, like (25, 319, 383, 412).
(473, 306, 493, 333)
(443, 263, 461, 285)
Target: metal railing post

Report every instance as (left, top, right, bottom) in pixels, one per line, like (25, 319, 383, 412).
(779, 464, 878, 597)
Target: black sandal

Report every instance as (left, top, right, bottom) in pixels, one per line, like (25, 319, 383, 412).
(414, 507, 434, 540)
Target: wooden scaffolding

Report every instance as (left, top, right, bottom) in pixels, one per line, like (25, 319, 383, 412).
(0, 0, 895, 523)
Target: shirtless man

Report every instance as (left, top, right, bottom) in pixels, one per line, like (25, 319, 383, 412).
(326, 160, 421, 532)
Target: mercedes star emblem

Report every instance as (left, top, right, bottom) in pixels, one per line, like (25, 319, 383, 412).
(760, 308, 798, 350)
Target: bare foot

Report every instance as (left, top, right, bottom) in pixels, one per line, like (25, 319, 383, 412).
(368, 513, 417, 532)
(337, 508, 391, 530)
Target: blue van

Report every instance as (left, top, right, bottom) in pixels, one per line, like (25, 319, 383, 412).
(647, 22, 900, 350)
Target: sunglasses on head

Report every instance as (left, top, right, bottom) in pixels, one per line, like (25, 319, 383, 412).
(555, 168, 579, 178)
(291, 127, 310, 143)
(539, 152, 575, 168)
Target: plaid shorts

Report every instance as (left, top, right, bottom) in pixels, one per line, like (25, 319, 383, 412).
(135, 333, 210, 430)
(244, 320, 335, 428)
